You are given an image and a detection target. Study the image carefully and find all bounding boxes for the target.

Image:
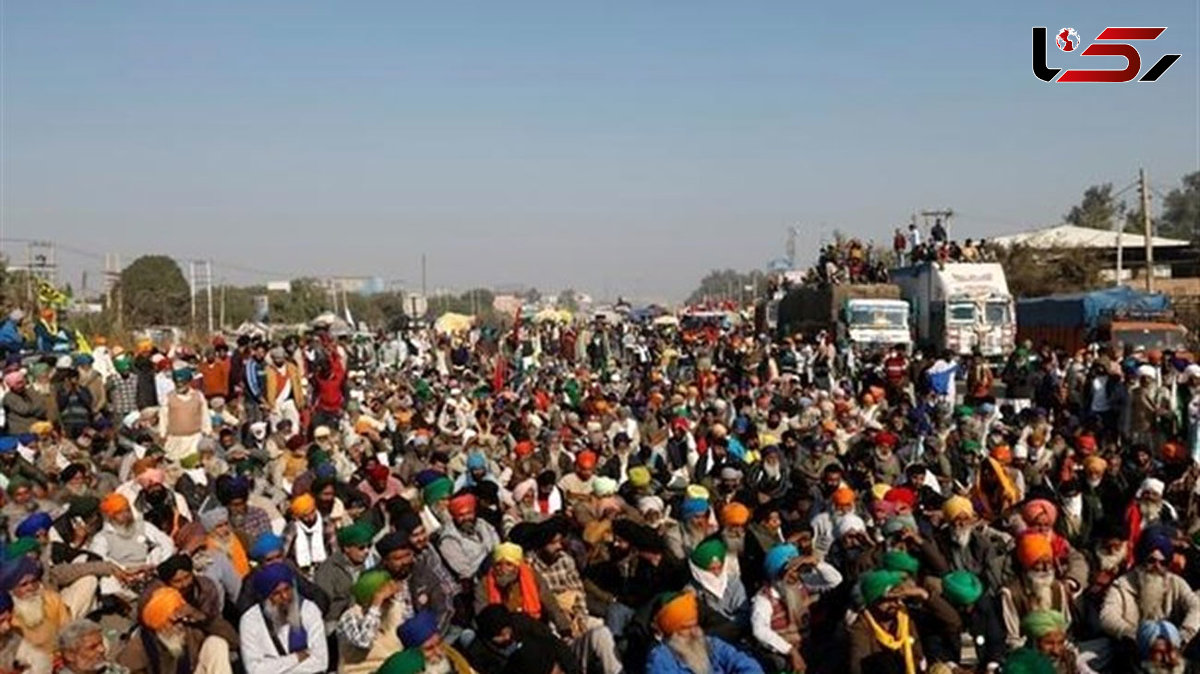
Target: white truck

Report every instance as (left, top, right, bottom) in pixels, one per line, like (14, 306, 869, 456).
(891, 262, 1015, 358)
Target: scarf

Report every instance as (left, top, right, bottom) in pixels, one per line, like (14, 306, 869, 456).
(864, 609, 916, 674)
(293, 513, 327, 569)
(485, 565, 542, 619)
(688, 560, 729, 601)
(537, 487, 563, 515)
(209, 536, 250, 577)
(183, 468, 208, 487)
(975, 457, 1018, 519)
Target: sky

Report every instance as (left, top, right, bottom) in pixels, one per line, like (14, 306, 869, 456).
(2, 1, 1198, 303)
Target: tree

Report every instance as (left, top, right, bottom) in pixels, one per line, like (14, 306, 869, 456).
(1065, 183, 1127, 231)
(117, 255, 190, 327)
(994, 244, 1104, 298)
(1160, 171, 1200, 242)
(686, 269, 767, 306)
(556, 289, 579, 312)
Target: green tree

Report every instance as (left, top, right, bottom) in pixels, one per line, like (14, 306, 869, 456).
(117, 255, 190, 327)
(556, 289, 579, 312)
(686, 269, 767, 306)
(1065, 183, 1127, 231)
(1160, 171, 1200, 242)
(994, 244, 1104, 298)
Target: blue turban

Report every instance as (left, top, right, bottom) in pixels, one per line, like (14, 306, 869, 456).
(15, 512, 52, 539)
(74, 354, 93, 366)
(882, 514, 918, 536)
(172, 368, 194, 382)
(15, 435, 34, 447)
(251, 561, 295, 599)
(0, 437, 16, 454)
(314, 462, 337, 479)
(466, 452, 487, 471)
(397, 609, 439, 649)
(249, 533, 284, 561)
(1137, 526, 1175, 563)
(680, 498, 708, 520)
(414, 469, 443, 488)
(0, 557, 41, 593)
(764, 543, 800, 579)
(0, 592, 11, 614)
(1137, 620, 1182, 658)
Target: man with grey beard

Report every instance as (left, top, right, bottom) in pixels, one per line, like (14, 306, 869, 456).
(1000, 533, 1073, 649)
(116, 586, 231, 674)
(646, 591, 764, 674)
(1100, 529, 1200, 646)
(1136, 620, 1186, 674)
(238, 561, 328, 673)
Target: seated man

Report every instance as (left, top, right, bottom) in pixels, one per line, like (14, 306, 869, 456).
(1101, 528, 1200, 644)
(396, 610, 475, 674)
(117, 586, 231, 674)
(750, 544, 809, 674)
(1020, 609, 1095, 674)
(0, 557, 69, 673)
(58, 619, 127, 674)
(90, 494, 176, 599)
(646, 591, 764, 674)
(1137, 620, 1185, 674)
(238, 562, 327, 674)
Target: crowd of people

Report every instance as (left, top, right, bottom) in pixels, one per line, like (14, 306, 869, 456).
(0, 305, 1197, 674)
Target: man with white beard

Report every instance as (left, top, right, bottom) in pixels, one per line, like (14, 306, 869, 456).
(238, 561, 328, 674)
(396, 610, 475, 674)
(1127, 480, 1177, 545)
(750, 544, 810, 674)
(646, 590, 764, 674)
(937, 495, 1013, 596)
(1000, 533, 1073, 648)
(116, 586, 231, 674)
(1136, 620, 1186, 674)
(1100, 528, 1200, 645)
(89, 494, 176, 599)
(0, 556, 69, 674)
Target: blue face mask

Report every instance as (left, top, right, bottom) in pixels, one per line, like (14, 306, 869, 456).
(499, 641, 521, 657)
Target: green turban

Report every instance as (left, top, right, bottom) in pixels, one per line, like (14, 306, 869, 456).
(962, 439, 982, 453)
(1004, 648, 1056, 674)
(882, 550, 920, 576)
(337, 521, 376, 548)
(378, 649, 426, 674)
(955, 405, 975, 418)
(28, 363, 50, 378)
(66, 495, 100, 519)
(859, 569, 905, 605)
(413, 379, 432, 402)
(308, 448, 331, 467)
(4, 537, 40, 560)
(941, 570, 983, 606)
(1021, 610, 1068, 639)
(352, 570, 392, 608)
(422, 476, 454, 504)
(5, 477, 30, 497)
(690, 538, 727, 570)
(114, 355, 132, 374)
(179, 453, 202, 470)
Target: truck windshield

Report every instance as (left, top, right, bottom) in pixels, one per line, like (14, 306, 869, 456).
(1114, 328, 1188, 352)
(947, 303, 975, 323)
(985, 301, 1011, 325)
(848, 306, 907, 328)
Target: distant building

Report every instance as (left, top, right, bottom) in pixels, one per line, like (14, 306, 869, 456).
(493, 294, 522, 316)
(323, 276, 386, 296)
(991, 224, 1196, 283)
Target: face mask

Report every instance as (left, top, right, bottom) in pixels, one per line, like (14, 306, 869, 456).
(1063, 495, 1083, 519)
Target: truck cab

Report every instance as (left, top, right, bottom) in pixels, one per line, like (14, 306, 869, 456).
(844, 298, 911, 350)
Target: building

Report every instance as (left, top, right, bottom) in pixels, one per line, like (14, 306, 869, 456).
(991, 224, 1197, 283)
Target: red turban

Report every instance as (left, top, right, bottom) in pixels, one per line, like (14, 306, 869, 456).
(576, 451, 597, 469)
(883, 487, 916, 509)
(447, 493, 477, 518)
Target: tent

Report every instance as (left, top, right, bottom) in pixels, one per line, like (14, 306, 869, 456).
(533, 308, 572, 324)
(434, 312, 475, 334)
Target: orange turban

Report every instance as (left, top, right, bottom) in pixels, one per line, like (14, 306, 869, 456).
(720, 503, 751, 527)
(1082, 455, 1108, 474)
(576, 451, 597, 469)
(100, 493, 129, 518)
(290, 494, 316, 518)
(1016, 532, 1054, 569)
(655, 592, 699, 635)
(990, 445, 1012, 464)
(142, 587, 186, 631)
(831, 486, 856, 508)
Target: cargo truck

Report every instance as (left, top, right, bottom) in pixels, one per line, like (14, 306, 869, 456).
(776, 284, 910, 350)
(1015, 286, 1190, 355)
(891, 262, 1015, 358)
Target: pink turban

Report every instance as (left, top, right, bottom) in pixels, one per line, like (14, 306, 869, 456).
(136, 468, 166, 488)
(2, 371, 24, 389)
(1022, 499, 1058, 527)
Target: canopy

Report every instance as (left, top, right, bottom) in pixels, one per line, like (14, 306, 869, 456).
(533, 308, 572, 324)
(991, 224, 1189, 250)
(652, 315, 680, 327)
(434, 312, 475, 334)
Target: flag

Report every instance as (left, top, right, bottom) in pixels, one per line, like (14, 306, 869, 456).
(34, 278, 70, 308)
(492, 352, 506, 394)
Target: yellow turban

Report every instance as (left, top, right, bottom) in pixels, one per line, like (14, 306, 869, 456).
(493, 542, 524, 565)
(29, 422, 53, 437)
(656, 591, 699, 635)
(290, 494, 316, 518)
(1083, 455, 1108, 474)
(943, 496, 975, 521)
(871, 483, 892, 501)
(142, 587, 186, 631)
(628, 466, 651, 488)
(685, 484, 710, 501)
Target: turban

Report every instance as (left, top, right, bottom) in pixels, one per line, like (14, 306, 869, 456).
(414, 469, 444, 488)
(252, 561, 295, 599)
(638, 496, 664, 515)
(4, 538, 39, 560)
(178, 453, 202, 470)
(173, 523, 207, 553)
(59, 463, 87, 484)
(883, 487, 916, 509)
(0, 557, 41, 593)
(690, 538, 727, 569)
(29, 422, 52, 437)
(514, 440, 534, 458)
(199, 507, 229, 532)
(0, 437, 16, 455)
(156, 554, 193, 582)
(142, 587, 186, 631)
(831, 486, 856, 508)
(493, 542, 524, 565)
(721, 502, 750, 528)
(249, 533, 284, 561)
(172, 368, 194, 382)
(1138, 478, 1165, 499)
(990, 445, 1012, 464)
(397, 609, 439, 649)
(1082, 455, 1108, 473)
(1137, 620, 1182, 658)
(1021, 610, 1068, 638)
(1136, 526, 1175, 563)
(100, 493, 130, 518)
(655, 592, 699, 635)
(447, 493, 477, 518)
(833, 513, 867, 539)
(882, 514, 918, 536)
(378, 649, 426, 674)
(2, 372, 23, 389)
(476, 604, 513, 641)
(576, 451, 597, 469)
(592, 477, 618, 497)
(337, 521, 376, 548)
(422, 477, 454, 504)
(859, 569, 905, 605)
(376, 531, 411, 557)
(290, 494, 316, 518)
(685, 484, 710, 501)
(583, 519, 613, 545)
(942, 570, 983, 606)
(352, 569, 392, 607)
(14, 513, 52, 539)
(942, 496, 975, 521)
(136, 468, 166, 490)
(1022, 499, 1058, 527)
(764, 543, 800, 579)
(1016, 532, 1054, 569)
(679, 498, 708, 520)
(367, 464, 390, 483)
(719, 466, 743, 481)
(1004, 648, 1056, 674)
(1076, 434, 1097, 453)
(4, 477, 29, 496)
(466, 452, 487, 471)
(513, 479, 537, 503)
(628, 466, 651, 488)
(882, 550, 920, 575)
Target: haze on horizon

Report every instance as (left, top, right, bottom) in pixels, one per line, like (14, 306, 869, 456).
(2, 1, 1197, 303)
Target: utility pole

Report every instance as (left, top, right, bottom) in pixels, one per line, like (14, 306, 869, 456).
(1140, 167, 1154, 293)
(920, 208, 955, 240)
(205, 261, 214, 335)
(219, 282, 227, 330)
(188, 261, 197, 333)
(786, 227, 798, 269)
(421, 254, 427, 301)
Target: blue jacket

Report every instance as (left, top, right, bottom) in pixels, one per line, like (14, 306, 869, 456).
(0, 319, 23, 354)
(646, 636, 763, 674)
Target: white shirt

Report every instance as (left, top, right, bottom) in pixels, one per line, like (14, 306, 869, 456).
(239, 599, 328, 674)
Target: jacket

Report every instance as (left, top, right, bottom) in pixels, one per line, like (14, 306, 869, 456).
(645, 636, 764, 674)
(1100, 568, 1200, 642)
(2, 390, 46, 434)
(116, 625, 210, 674)
(313, 551, 361, 633)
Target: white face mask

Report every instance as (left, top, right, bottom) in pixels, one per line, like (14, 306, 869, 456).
(1063, 494, 1083, 519)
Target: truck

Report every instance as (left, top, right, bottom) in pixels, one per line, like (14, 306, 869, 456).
(776, 284, 911, 350)
(1015, 286, 1190, 355)
(891, 262, 1015, 358)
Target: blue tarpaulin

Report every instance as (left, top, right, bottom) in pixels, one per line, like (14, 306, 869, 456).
(1016, 286, 1171, 329)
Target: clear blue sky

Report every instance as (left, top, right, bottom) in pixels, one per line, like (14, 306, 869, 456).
(3, 1, 1198, 302)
